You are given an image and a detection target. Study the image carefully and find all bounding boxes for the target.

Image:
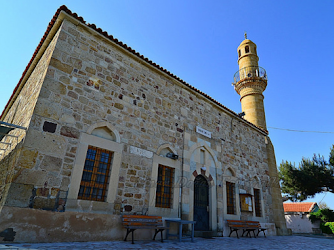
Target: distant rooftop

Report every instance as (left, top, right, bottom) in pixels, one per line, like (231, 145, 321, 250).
(283, 202, 318, 213)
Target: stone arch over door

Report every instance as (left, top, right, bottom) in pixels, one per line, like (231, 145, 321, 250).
(186, 141, 219, 232)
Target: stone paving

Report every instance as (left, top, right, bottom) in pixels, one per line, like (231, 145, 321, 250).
(1, 235, 334, 250)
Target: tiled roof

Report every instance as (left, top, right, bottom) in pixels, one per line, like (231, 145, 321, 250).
(0, 5, 268, 135)
(283, 202, 317, 213)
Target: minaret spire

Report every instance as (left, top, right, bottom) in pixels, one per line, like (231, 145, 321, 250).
(233, 38, 268, 130)
(232, 38, 289, 236)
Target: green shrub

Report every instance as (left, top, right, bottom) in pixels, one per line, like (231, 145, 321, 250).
(325, 222, 334, 234)
(309, 209, 334, 234)
(321, 222, 333, 234)
(309, 209, 334, 223)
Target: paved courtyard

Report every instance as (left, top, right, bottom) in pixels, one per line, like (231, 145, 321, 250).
(1, 235, 334, 250)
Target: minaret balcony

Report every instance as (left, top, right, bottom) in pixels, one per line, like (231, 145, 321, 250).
(233, 66, 267, 85)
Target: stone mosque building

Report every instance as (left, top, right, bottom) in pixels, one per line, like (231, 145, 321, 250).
(0, 6, 287, 242)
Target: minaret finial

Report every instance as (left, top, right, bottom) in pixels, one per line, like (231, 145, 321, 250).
(244, 32, 247, 39)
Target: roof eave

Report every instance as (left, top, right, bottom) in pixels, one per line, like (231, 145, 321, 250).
(0, 5, 268, 136)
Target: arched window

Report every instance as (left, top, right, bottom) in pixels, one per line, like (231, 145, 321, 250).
(238, 50, 241, 57)
(245, 46, 249, 53)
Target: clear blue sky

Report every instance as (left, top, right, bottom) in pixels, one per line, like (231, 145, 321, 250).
(1, 1, 333, 207)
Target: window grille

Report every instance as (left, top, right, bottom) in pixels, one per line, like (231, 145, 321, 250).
(226, 181, 235, 214)
(155, 165, 174, 208)
(78, 146, 113, 201)
(254, 188, 262, 217)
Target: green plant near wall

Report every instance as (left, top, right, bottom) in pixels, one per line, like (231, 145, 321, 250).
(325, 222, 334, 234)
(309, 209, 334, 234)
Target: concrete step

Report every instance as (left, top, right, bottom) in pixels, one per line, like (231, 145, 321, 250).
(194, 231, 216, 238)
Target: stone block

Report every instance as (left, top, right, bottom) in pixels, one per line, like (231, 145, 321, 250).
(130, 176, 139, 182)
(59, 76, 70, 84)
(85, 67, 96, 75)
(50, 188, 60, 197)
(33, 197, 56, 210)
(134, 194, 141, 199)
(60, 177, 70, 191)
(40, 155, 63, 172)
(17, 148, 38, 169)
(36, 187, 49, 197)
(91, 201, 114, 214)
(60, 114, 76, 124)
(50, 58, 73, 74)
(68, 91, 78, 99)
(14, 169, 47, 186)
(34, 99, 61, 120)
(114, 103, 124, 110)
(4, 183, 34, 208)
(43, 78, 67, 95)
(60, 126, 80, 139)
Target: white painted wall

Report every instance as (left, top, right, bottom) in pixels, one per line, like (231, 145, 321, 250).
(285, 214, 320, 233)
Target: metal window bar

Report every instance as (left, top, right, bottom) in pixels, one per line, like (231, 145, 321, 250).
(254, 188, 262, 217)
(78, 145, 113, 202)
(155, 164, 174, 208)
(226, 182, 236, 214)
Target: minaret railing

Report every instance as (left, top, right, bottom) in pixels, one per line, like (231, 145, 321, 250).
(233, 66, 267, 84)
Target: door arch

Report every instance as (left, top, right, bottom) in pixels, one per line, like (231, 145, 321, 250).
(194, 175, 209, 231)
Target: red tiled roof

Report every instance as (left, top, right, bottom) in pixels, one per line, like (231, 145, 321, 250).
(0, 5, 268, 135)
(283, 202, 317, 213)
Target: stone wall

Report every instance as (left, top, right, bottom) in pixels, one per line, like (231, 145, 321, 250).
(0, 145, 21, 212)
(0, 14, 281, 241)
(285, 214, 320, 234)
(0, 27, 61, 211)
(0, 206, 124, 242)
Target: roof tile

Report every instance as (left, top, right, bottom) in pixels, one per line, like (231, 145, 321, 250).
(283, 202, 317, 213)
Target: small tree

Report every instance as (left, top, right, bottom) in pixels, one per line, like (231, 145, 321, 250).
(279, 145, 334, 201)
(318, 202, 329, 210)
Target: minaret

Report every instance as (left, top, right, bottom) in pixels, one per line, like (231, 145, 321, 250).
(233, 33, 267, 130)
(233, 35, 289, 235)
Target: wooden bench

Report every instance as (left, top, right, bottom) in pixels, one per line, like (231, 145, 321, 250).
(227, 220, 267, 238)
(245, 221, 267, 237)
(122, 215, 168, 244)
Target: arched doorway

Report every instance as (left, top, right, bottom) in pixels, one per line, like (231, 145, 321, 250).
(194, 175, 209, 231)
